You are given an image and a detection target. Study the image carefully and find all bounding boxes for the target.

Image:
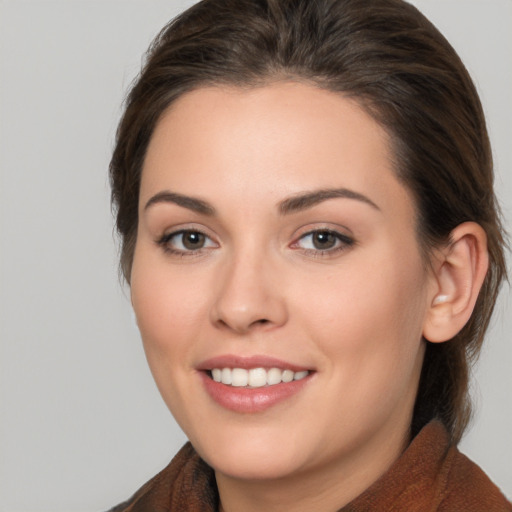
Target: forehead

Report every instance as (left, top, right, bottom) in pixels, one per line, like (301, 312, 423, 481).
(141, 82, 414, 219)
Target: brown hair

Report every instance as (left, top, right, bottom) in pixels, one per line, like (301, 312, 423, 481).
(110, 0, 508, 442)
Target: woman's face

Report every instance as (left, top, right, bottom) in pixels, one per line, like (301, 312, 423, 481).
(131, 83, 435, 486)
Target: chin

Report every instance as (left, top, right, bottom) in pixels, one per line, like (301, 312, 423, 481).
(207, 450, 305, 481)
(191, 425, 311, 481)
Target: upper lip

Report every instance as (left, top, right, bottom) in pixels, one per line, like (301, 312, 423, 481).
(197, 355, 312, 372)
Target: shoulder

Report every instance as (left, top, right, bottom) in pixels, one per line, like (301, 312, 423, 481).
(437, 445, 512, 512)
(105, 444, 193, 512)
(106, 442, 217, 512)
(341, 420, 511, 512)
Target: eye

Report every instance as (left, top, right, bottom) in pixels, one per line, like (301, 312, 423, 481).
(294, 229, 354, 254)
(157, 229, 217, 255)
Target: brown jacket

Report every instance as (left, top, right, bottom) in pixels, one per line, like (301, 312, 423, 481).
(110, 421, 511, 511)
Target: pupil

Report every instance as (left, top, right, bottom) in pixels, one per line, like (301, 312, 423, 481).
(313, 231, 336, 249)
(183, 232, 204, 249)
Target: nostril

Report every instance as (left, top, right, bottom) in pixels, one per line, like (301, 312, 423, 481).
(252, 318, 270, 327)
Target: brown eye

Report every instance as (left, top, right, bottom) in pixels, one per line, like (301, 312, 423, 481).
(312, 231, 337, 250)
(158, 229, 216, 254)
(295, 229, 354, 255)
(182, 231, 206, 250)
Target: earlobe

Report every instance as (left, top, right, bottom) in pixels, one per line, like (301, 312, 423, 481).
(423, 222, 489, 343)
(431, 294, 449, 306)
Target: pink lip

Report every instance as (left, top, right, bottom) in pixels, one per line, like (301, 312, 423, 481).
(197, 355, 314, 414)
(197, 354, 311, 372)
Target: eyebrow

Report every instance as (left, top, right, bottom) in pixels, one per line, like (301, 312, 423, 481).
(278, 188, 380, 214)
(144, 187, 380, 216)
(144, 191, 216, 215)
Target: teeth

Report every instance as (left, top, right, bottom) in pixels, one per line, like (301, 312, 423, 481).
(209, 367, 310, 388)
(282, 369, 294, 383)
(221, 367, 232, 385)
(267, 367, 282, 385)
(248, 368, 267, 387)
(231, 368, 248, 387)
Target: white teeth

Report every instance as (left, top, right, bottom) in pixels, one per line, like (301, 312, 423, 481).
(282, 369, 294, 383)
(210, 367, 310, 388)
(231, 368, 248, 387)
(248, 368, 267, 387)
(221, 367, 232, 385)
(267, 367, 282, 385)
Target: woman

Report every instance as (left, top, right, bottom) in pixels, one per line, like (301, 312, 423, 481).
(109, 0, 510, 510)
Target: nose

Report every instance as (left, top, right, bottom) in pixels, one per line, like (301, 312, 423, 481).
(210, 251, 288, 334)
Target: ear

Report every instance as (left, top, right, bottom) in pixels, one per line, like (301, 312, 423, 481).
(423, 222, 489, 343)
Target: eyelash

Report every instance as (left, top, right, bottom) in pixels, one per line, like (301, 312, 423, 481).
(156, 229, 216, 257)
(292, 229, 355, 257)
(156, 228, 355, 258)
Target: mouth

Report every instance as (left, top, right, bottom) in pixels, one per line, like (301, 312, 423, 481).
(198, 356, 314, 413)
(208, 367, 310, 388)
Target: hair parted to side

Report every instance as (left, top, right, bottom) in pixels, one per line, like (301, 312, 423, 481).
(110, 0, 507, 442)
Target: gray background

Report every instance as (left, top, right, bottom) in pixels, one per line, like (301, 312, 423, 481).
(0, 1, 510, 510)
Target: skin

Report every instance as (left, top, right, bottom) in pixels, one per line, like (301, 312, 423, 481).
(131, 82, 442, 511)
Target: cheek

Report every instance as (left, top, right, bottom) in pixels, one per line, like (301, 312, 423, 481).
(296, 246, 428, 384)
(130, 249, 209, 362)
(129, 253, 213, 422)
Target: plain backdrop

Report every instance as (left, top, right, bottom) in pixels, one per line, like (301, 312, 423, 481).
(0, 1, 510, 510)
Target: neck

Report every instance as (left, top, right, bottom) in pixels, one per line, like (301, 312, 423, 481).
(215, 418, 411, 512)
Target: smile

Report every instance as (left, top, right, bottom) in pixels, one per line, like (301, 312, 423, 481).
(198, 356, 314, 413)
(209, 367, 310, 388)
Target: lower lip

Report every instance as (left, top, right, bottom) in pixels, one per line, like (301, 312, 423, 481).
(200, 372, 312, 413)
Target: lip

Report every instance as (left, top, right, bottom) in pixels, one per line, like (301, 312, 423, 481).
(197, 355, 311, 372)
(197, 355, 314, 413)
